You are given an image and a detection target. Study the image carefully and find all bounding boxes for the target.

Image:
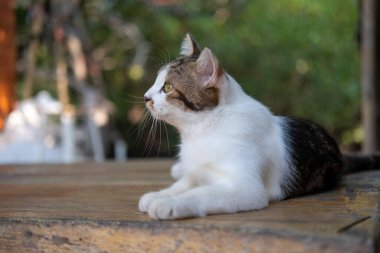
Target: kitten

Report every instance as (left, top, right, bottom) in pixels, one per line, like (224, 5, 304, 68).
(139, 33, 380, 220)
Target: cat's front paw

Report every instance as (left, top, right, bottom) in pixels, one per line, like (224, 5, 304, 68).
(139, 192, 162, 213)
(147, 197, 203, 220)
(148, 197, 177, 220)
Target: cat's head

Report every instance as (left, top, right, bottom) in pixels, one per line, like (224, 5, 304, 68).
(144, 33, 225, 127)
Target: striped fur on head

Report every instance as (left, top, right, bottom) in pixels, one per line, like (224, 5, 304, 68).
(164, 53, 220, 112)
(166, 34, 223, 111)
(144, 34, 225, 131)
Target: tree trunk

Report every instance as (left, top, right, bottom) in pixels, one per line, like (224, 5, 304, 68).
(0, 0, 16, 131)
(361, 0, 380, 153)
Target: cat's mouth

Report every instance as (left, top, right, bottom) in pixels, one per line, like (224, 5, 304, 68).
(145, 101, 157, 114)
(146, 106, 165, 120)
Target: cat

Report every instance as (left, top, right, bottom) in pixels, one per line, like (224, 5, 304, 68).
(139, 33, 380, 220)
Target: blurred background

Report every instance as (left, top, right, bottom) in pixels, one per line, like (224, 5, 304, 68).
(0, 0, 370, 163)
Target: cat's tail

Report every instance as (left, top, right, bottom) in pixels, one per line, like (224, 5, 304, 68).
(343, 153, 380, 174)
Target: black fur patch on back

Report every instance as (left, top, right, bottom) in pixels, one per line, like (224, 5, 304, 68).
(281, 117, 343, 198)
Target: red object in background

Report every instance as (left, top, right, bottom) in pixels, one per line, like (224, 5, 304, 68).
(0, 0, 16, 131)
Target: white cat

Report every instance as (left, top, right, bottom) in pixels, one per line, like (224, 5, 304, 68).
(138, 33, 376, 220)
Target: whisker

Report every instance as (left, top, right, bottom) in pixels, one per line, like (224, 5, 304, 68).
(127, 94, 144, 99)
(136, 110, 151, 145)
(163, 120, 171, 156)
(149, 48, 166, 70)
(150, 54, 166, 70)
(162, 43, 171, 64)
(143, 117, 156, 156)
(155, 40, 171, 65)
(146, 116, 158, 157)
(126, 109, 148, 136)
(123, 99, 145, 105)
(156, 116, 162, 159)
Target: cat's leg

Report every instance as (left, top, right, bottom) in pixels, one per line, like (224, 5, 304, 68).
(139, 178, 192, 213)
(147, 181, 268, 220)
(170, 161, 185, 180)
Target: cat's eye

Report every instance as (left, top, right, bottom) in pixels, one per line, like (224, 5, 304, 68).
(163, 82, 174, 93)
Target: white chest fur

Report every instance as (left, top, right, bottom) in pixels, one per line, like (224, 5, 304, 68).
(139, 34, 295, 219)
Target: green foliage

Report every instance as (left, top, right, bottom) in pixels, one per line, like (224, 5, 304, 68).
(175, 0, 360, 133)
(16, 0, 361, 156)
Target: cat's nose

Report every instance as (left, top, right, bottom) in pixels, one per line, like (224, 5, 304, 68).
(144, 96, 152, 103)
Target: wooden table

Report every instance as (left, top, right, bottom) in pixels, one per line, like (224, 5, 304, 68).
(0, 160, 379, 253)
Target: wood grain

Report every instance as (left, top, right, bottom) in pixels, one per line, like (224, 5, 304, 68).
(0, 160, 379, 252)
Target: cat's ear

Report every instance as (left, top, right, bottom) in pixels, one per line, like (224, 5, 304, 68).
(196, 47, 222, 88)
(180, 33, 201, 56)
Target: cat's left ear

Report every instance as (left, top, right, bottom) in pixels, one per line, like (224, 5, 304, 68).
(180, 33, 201, 56)
(196, 47, 222, 88)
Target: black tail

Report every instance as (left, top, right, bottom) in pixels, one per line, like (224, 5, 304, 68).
(343, 153, 380, 174)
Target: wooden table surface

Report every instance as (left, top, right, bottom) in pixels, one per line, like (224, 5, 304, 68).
(0, 160, 379, 253)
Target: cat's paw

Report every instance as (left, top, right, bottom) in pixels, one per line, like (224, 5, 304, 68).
(148, 197, 177, 220)
(147, 197, 204, 220)
(170, 162, 184, 180)
(139, 192, 162, 213)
